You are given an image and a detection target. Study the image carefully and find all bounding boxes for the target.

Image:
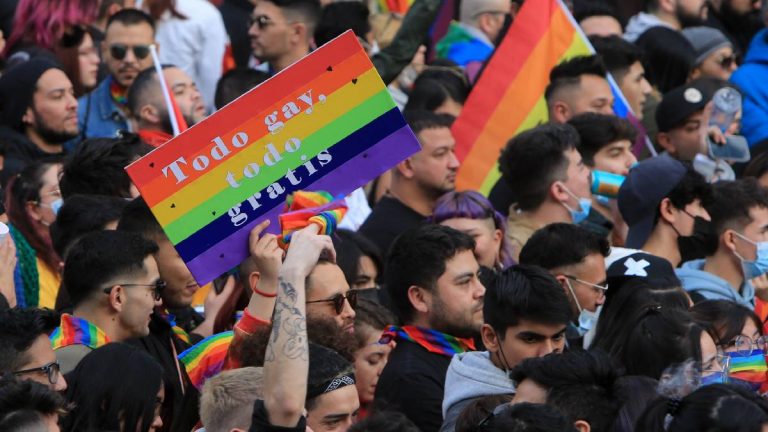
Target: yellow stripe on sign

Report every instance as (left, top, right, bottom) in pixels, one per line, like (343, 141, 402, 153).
(151, 67, 384, 226)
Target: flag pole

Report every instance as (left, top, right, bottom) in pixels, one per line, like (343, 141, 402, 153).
(149, 44, 181, 137)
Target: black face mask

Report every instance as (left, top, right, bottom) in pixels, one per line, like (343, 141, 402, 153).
(678, 216, 718, 263)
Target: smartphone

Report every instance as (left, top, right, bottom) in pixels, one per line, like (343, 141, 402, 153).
(707, 135, 750, 163)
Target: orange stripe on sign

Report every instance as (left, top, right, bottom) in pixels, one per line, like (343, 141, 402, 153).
(126, 32, 365, 186)
(131, 53, 375, 207)
(456, 8, 576, 190)
(453, 3, 557, 161)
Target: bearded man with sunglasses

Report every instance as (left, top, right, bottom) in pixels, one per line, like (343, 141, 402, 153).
(78, 9, 157, 140)
(52, 230, 162, 374)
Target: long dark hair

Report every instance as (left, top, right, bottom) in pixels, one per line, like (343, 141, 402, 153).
(5, 160, 62, 273)
(691, 300, 763, 347)
(62, 343, 164, 432)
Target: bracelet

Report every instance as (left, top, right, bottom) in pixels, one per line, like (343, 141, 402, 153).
(252, 285, 277, 298)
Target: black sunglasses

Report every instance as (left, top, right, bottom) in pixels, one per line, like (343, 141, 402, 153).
(306, 290, 358, 315)
(103, 279, 166, 301)
(110, 43, 151, 60)
(248, 15, 274, 30)
(14, 361, 61, 385)
(719, 55, 737, 69)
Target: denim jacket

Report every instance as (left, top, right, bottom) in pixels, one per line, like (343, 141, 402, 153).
(77, 76, 130, 140)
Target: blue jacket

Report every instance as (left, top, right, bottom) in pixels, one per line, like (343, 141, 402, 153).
(77, 76, 130, 141)
(730, 29, 768, 147)
(675, 259, 755, 307)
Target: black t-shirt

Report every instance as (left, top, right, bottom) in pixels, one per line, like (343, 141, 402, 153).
(487, 178, 516, 216)
(374, 339, 452, 432)
(249, 400, 307, 432)
(359, 196, 426, 255)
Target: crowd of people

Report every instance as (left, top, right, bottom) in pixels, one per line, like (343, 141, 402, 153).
(2, 0, 768, 431)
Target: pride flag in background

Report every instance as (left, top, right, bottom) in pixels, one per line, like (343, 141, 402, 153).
(178, 331, 234, 391)
(453, 0, 634, 194)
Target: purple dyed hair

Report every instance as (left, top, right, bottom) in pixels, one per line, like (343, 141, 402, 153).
(430, 190, 515, 269)
(4, 0, 99, 56)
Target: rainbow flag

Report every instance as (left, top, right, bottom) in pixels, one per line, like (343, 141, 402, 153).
(453, 0, 633, 193)
(125, 31, 421, 284)
(50, 314, 110, 350)
(178, 330, 234, 391)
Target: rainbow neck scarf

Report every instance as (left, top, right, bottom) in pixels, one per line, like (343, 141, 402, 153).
(178, 331, 234, 391)
(157, 309, 192, 345)
(381, 325, 475, 357)
(727, 349, 768, 391)
(109, 78, 128, 108)
(50, 314, 110, 350)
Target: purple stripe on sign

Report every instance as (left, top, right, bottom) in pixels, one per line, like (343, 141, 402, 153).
(186, 125, 421, 284)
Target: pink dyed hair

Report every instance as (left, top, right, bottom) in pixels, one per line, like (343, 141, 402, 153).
(4, 0, 99, 56)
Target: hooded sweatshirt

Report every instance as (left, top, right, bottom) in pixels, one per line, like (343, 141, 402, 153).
(624, 12, 673, 43)
(730, 28, 768, 147)
(675, 259, 755, 307)
(440, 351, 515, 432)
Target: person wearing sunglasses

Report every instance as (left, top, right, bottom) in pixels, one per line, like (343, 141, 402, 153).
(684, 26, 739, 81)
(52, 230, 162, 374)
(0, 307, 67, 392)
(248, 0, 322, 75)
(78, 9, 157, 141)
(519, 223, 609, 347)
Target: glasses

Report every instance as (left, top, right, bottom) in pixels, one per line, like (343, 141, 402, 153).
(306, 290, 358, 314)
(13, 361, 61, 385)
(564, 275, 608, 293)
(103, 279, 166, 301)
(719, 55, 737, 70)
(703, 352, 731, 374)
(248, 15, 283, 30)
(109, 43, 151, 60)
(727, 335, 768, 356)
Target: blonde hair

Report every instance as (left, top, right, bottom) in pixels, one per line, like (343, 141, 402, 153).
(199, 367, 264, 432)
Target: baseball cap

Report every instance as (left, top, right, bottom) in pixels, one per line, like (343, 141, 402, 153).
(607, 252, 681, 288)
(656, 79, 715, 133)
(618, 154, 687, 249)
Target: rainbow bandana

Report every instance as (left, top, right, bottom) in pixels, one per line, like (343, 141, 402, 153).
(278, 191, 347, 248)
(381, 325, 475, 357)
(178, 331, 234, 391)
(727, 349, 768, 392)
(50, 314, 110, 350)
(109, 77, 128, 108)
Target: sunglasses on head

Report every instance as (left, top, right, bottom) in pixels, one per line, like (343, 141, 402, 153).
(110, 43, 151, 60)
(307, 289, 358, 315)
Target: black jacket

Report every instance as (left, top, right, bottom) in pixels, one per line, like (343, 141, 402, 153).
(0, 125, 65, 186)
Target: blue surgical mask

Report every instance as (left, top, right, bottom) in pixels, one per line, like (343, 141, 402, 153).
(565, 279, 601, 336)
(41, 198, 63, 216)
(700, 371, 728, 386)
(560, 185, 592, 224)
(733, 232, 768, 280)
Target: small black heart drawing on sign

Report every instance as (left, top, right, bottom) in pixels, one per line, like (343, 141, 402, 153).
(170, 203, 176, 208)
(219, 254, 224, 258)
(149, 162, 155, 168)
(327, 66, 333, 72)
(211, 211, 217, 216)
(352, 78, 358, 84)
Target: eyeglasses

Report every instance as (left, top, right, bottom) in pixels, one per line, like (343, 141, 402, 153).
(248, 15, 280, 30)
(564, 275, 608, 293)
(703, 352, 731, 374)
(719, 55, 737, 70)
(109, 43, 151, 60)
(306, 290, 358, 315)
(13, 361, 61, 385)
(103, 279, 166, 301)
(727, 335, 768, 356)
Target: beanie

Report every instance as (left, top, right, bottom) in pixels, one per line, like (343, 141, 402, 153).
(0, 57, 62, 131)
(306, 343, 355, 400)
(682, 26, 732, 66)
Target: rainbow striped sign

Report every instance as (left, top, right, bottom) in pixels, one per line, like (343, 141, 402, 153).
(126, 31, 421, 284)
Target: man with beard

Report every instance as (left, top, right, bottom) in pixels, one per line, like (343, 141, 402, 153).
(624, 0, 707, 43)
(375, 224, 484, 432)
(0, 57, 78, 184)
(360, 111, 459, 254)
(126, 65, 207, 147)
(706, 0, 764, 55)
(78, 9, 156, 141)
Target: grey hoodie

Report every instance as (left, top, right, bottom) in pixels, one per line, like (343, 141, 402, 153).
(624, 12, 673, 43)
(440, 351, 515, 432)
(675, 259, 755, 307)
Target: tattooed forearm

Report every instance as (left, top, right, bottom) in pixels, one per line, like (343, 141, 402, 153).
(266, 277, 308, 362)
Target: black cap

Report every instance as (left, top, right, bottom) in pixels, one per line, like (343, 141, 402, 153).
(618, 154, 687, 249)
(607, 252, 681, 288)
(656, 79, 715, 133)
(306, 343, 355, 400)
(0, 57, 62, 131)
